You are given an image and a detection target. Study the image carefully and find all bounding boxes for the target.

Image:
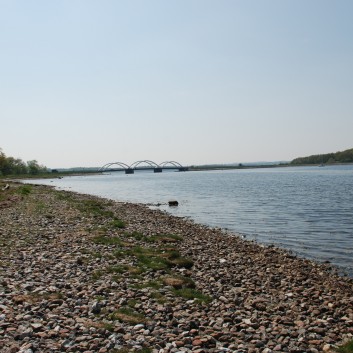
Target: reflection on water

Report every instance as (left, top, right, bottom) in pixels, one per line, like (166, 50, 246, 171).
(28, 165, 353, 276)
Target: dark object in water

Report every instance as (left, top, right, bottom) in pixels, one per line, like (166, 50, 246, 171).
(168, 200, 178, 207)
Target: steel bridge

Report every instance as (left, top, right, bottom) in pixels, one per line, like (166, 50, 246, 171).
(99, 160, 188, 174)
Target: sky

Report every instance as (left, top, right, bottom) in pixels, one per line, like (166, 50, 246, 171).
(1, 0, 353, 168)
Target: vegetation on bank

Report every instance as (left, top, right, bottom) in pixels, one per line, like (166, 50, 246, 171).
(1, 182, 211, 310)
(49, 188, 210, 306)
(291, 147, 353, 165)
(336, 340, 353, 353)
(0, 148, 48, 176)
(0, 148, 101, 179)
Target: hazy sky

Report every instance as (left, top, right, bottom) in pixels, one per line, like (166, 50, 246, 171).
(1, 1, 352, 168)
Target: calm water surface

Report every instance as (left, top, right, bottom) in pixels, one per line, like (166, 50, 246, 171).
(28, 165, 353, 276)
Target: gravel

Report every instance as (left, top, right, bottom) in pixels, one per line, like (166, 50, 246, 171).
(0, 183, 352, 352)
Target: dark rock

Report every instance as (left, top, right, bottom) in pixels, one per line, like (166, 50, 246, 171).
(91, 301, 101, 314)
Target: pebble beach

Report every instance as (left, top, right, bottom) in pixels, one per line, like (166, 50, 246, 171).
(0, 182, 352, 353)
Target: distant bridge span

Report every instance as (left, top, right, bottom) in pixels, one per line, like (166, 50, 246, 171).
(130, 160, 159, 169)
(99, 160, 188, 174)
(160, 161, 184, 168)
(100, 162, 130, 170)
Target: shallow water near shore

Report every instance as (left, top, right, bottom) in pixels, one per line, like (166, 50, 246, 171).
(27, 165, 353, 277)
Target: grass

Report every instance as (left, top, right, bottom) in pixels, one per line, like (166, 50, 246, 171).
(149, 291, 167, 304)
(79, 199, 115, 218)
(82, 200, 126, 228)
(12, 291, 64, 304)
(124, 232, 183, 244)
(109, 307, 146, 324)
(127, 299, 139, 308)
(63, 196, 126, 229)
(162, 275, 196, 289)
(162, 250, 194, 269)
(124, 231, 146, 241)
(106, 264, 142, 275)
(88, 232, 193, 274)
(110, 218, 126, 229)
(78, 318, 115, 333)
(95, 295, 106, 302)
(0, 183, 32, 200)
(0, 191, 7, 202)
(92, 263, 143, 282)
(92, 269, 105, 281)
(125, 265, 144, 275)
(336, 340, 353, 353)
(90, 251, 103, 259)
(136, 252, 170, 271)
(111, 349, 152, 353)
(35, 201, 47, 212)
(171, 288, 212, 303)
(54, 190, 75, 202)
(102, 322, 115, 332)
(92, 235, 122, 246)
(128, 246, 194, 272)
(147, 233, 183, 243)
(113, 249, 128, 258)
(16, 184, 32, 195)
(106, 265, 128, 274)
(132, 280, 162, 290)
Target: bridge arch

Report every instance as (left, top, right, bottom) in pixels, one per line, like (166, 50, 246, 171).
(100, 162, 130, 171)
(159, 161, 183, 168)
(129, 160, 159, 169)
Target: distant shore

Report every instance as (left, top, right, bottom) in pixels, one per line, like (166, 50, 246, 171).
(0, 182, 352, 352)
(2, 161, 353, 181)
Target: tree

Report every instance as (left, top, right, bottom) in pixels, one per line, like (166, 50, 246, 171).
(12, 158, 28, 174)
(0, 149, 47, 175)
(0, 149, 6, 176)
(27, 160, 41, 175)
(291, 148, 353, 165)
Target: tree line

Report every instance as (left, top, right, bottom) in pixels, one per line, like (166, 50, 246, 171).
(0, 148, 48, 176)
(291, 148, 353, 165)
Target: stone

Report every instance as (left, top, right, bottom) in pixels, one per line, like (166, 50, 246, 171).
(192, 339, 202, 346)
(30, 323, 43, 331)
(91, 301, 101, 314)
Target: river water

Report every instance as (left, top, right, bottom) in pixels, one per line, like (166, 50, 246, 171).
(28, 165, 353, 277)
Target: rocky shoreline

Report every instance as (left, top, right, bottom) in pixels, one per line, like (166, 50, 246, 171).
(0, 183, 352, 353)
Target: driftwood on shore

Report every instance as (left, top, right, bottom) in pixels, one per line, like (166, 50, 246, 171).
(1, 183, 10, 191)
(0, 183, 352, 353)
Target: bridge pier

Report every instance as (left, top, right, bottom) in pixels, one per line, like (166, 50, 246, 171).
(125, 169, 134, 174)
(178, 167, 188, 171)
(154, 168, 162, 173)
